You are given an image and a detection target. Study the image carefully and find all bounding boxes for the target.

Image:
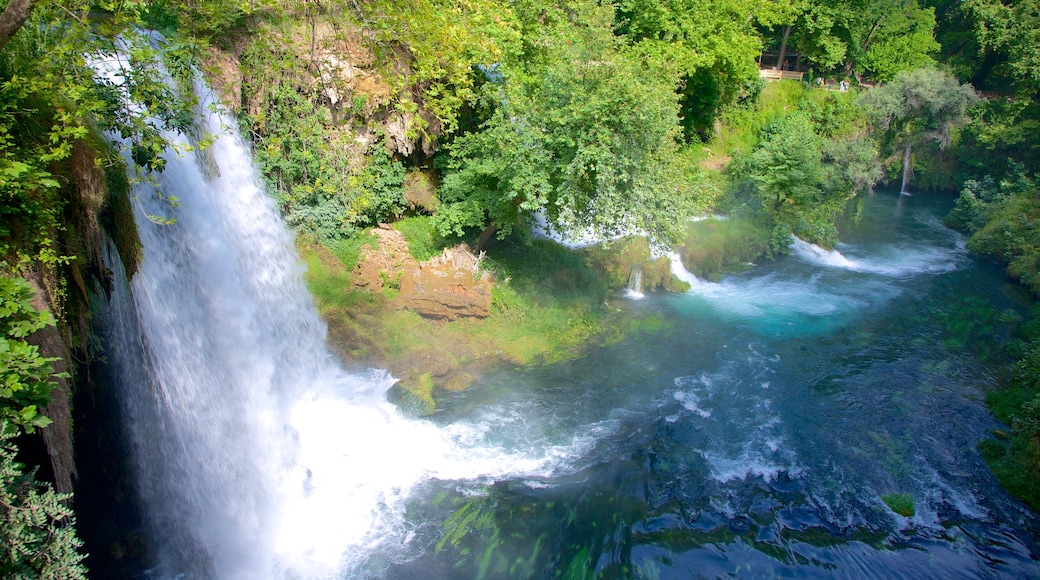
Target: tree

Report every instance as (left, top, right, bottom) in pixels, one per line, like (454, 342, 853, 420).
(617, 0, 770, 140)
(771, 0, 938, 81)
(739, 111, 827, 248)
(861, 66, 977, 190)
(0, 0, 39, 53)
(0, 277, 63, 433)
(848, 0, 940, 81)
(437, 0, 699, 248)
(963, 0, 1040, 86)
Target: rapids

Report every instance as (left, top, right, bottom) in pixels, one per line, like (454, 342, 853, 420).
(79, 73, 1039, 577)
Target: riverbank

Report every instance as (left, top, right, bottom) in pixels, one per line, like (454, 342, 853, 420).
(299, 217, 683, 413)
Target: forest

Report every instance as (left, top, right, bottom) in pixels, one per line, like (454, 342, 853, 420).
(0, 0, 1039, 576)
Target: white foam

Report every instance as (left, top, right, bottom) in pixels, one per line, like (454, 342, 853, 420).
(666, 252, 703, 289)
(705, 450, 787, 483)
(789, 237, 859, 269)
(623, 288, 647, 300)
(276, 378, 583, 574)
(791, 236, 962, 277)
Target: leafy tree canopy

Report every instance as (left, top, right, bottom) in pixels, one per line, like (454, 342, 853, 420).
(436, 0, 706, 247)
(860, 65, 978, 176)
(963, 0, 1040, 86)
(764, 0, 939, 81)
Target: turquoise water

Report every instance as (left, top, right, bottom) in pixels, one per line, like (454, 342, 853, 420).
(370, 192, 1040, 578)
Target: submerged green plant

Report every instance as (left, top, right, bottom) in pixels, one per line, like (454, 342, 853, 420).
(881, 492, 915, 517)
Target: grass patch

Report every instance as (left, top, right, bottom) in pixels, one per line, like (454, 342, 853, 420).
(395, 215, 449, 261)
(881, 493, 915, 517)
(297, 239, 388, 361)
(327, 231, 379, 271)
(709, 81, 808, 159)
(298, 230, 674, 411)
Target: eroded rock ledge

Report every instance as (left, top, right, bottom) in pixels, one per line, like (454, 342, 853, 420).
(352, 225, 493, 320)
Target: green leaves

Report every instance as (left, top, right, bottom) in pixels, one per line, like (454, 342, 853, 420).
(743, 111, 824, 210)
(0, 276, 60, 434)
(963, 0, 1040, 86)
(437, 0, 705, 245)
(0, 420, 86, 579)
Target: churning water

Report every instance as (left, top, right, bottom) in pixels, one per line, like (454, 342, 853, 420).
(89, 77, 1039, 577)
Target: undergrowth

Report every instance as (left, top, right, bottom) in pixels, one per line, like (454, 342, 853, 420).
(299, 230, 636, 379)
(680, 218, 771, 280)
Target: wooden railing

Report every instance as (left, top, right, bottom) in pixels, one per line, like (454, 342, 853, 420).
(759, 69, 804, 81)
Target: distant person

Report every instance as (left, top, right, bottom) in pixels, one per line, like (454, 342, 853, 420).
(783, 59, 791, 71)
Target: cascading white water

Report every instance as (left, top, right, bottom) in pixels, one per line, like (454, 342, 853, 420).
(95, 72, 589, 578)
(900, 145, 912, 195)
(666, 251, 703, 289)
(624, 265, 645, 299)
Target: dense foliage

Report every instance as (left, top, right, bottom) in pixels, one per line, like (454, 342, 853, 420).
(2, 0, 1040, 568)
(0, 276, 61, 433)
(0, 276, 83, 577)
(436, 0, 705, 246)
(0, 419, 86, 579)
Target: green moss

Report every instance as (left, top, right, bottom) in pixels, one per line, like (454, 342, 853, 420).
(881, 492, 915, 517)
(583, 237, 688, 293)
(978, 429, 1040, 512)
(100, 158, 142, 279)
(387, 378, 436, 416)
(680, 218, 771, 279)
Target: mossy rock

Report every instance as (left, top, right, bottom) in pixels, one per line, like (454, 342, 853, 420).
(881, 492, 915, 517)
(386, 374, 436, 416)
(444, 373, 474, 392)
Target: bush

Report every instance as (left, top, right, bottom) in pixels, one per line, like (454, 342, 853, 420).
(0, 277, 63, 433)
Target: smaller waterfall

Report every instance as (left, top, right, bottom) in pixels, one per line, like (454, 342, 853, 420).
(667, 252, 702, 289)
(789, 237, 858, 269)
(624, 265, 645, 299)
(900, 145, 912, 195)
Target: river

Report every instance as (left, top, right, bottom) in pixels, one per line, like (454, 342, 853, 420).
(79, 85, 1039, 578)
(373, 192, 1040, 579)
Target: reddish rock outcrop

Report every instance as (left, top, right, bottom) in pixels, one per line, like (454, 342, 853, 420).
(353, 225, 493, 320)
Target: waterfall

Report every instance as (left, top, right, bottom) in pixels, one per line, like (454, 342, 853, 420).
(667, 252, 702, 289)
(900, 145, 912, 195)
(624, 265, 645, 299)
(91, 70, 578, 578)
(789, 236, 859, 269)
(96, 71, 340, 577)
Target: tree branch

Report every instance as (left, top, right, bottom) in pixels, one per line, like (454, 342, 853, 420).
(0, 0, 39, 54)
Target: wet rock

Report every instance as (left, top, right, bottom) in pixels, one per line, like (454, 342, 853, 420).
(444, 373, 474, 392)
(386, 376, 435, 416)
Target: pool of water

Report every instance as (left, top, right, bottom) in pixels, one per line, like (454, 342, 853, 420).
(366, 192, 1040, 579)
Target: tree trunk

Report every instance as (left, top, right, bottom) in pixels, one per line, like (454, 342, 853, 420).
(776, 25, 793, 69)
(476, 223, 498, 253)
(0, 0, 39, 53)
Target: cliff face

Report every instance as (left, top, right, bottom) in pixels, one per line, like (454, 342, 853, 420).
(202, 18, 438, 161)
(26, 273, 76, 495)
